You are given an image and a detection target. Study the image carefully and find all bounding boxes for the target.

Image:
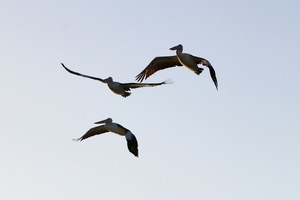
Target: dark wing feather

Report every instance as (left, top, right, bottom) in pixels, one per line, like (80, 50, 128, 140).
(192, 56, 218, 90)
(120, 80, 171, 90)
(126, 134, 139, 157)
(73, 125, 109, 141)
(61, 63, 105, 82)
(135, 56, 181, 82)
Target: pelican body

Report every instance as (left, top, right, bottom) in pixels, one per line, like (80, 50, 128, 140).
(135, 44, 218, 90)
(74, 118, 138, 157)
(61, 63, 170, 97)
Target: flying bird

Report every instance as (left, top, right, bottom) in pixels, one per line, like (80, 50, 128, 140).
(135, 44, 218, 90)
(61, 63, 171, 97)
(73, 118, 139, 157)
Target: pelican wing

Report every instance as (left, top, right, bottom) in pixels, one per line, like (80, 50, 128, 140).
(192, 56, 218, 90)
(73, 125, 109, 141)
(61, 63, 105, 82)
(126, 134, 139, 157)
(120, 80, 171, 90)
(135, 56, 181, 82)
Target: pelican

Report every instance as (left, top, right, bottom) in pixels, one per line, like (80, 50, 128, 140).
(61, 63, 171, 97)
(73, 118, 139, 157)
(135, 44, 218, 90)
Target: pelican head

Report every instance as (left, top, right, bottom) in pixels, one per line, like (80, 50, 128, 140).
(103, 77, 113, 83)
(94, 118, 113, 124)
(169, 44, 183, 51)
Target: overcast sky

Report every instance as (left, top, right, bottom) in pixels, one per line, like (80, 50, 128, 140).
(1, 0, 299, 200)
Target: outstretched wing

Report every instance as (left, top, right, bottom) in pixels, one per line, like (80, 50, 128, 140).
(120, 80, 172, 90)
(73, 125, 109, 141)
(61, 63, 105, 82)
(135, 56, 181, 82)
(192, 56, 218, 90)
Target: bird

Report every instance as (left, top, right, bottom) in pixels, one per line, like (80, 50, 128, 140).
(73, 118, 139, 157)
(61, 63, 171, 97)
(135, 44, 218, 90)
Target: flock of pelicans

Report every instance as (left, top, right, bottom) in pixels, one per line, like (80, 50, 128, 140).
(62, 44, 218, 157)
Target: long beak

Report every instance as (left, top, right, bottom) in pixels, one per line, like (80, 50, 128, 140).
(169, 45, 178, 50)
(170, 45, 179, 50)
(94, 118, 108, 124)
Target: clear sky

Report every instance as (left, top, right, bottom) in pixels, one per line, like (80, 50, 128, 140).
(1, 0, 299, 199)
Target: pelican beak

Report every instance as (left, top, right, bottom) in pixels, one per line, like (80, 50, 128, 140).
(169, 45, 178, 50)
(170, 45, 179, 50)
(94, 119, 108, 124)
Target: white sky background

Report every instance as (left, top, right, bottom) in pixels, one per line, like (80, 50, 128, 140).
(1, 0, 299, 199)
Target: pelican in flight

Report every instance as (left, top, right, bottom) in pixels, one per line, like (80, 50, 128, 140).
(61, 63, 171, 97)
(135, 44, 218, 90)
(73, 118, 139, 157)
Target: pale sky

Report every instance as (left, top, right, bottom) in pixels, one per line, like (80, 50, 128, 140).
(1, 0, 300, 200)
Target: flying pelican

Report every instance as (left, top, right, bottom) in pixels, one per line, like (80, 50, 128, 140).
(135, 44, 218, 90)
(73, 118, 139, 157)
(61, 63, 171, 97)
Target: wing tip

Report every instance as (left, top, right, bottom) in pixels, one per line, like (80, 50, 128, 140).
(135, 73, 146, 82)
(130, 148, 139, 157)
(72, 138, 83, 142)
(163, 79, 173, 84)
